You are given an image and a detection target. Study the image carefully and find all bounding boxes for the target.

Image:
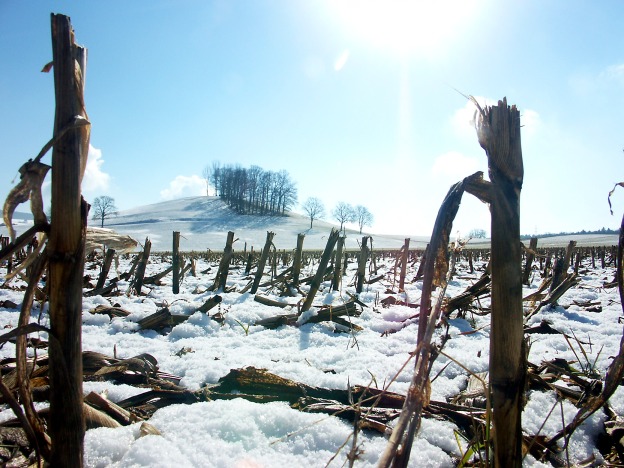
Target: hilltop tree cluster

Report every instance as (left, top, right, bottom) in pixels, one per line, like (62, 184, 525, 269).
(204, 163, 297, 215)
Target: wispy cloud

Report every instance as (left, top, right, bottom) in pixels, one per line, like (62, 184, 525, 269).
(570, 62, 624, 96)
(82, 144, 111, 193)
(451, 95, 495, 139)
(160, 175, 205, 200)
(601, 63, 624, 84)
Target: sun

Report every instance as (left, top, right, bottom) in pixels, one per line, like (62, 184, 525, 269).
(331, 0, 478, 58)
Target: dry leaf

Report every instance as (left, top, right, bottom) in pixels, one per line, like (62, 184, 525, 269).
(608, 182, 624, 215)
(2, 161, 50, 241)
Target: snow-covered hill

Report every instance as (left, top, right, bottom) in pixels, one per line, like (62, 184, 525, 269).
(1, 196, 619, 252)
(98, 197, 429, 252)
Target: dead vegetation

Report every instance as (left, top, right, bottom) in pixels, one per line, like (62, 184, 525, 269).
(0, 14, 623, 467)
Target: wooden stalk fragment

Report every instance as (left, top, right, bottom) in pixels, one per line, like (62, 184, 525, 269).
(197, 295, 222, 313)
(477, 97, 525, 467)
(172, 231, 180, 294)
(138, 308, 172, 331)
(95, 247, 115, 290)
(399, 238, 410, 291)
(47, 13, 90, 466)
(355, 236, 370, 293)
(250, 231, 275, 294)
(211, 231, 235, 291)
(132, 238, 151, 295)
(300, 229, 339, 313)
(292, 233, 305, 285)
(563, 240, 577, 280)
(142, 265, 174, 285)
(332, 235, 345, 291)
(522, 237, 538, 286)
(380, 177, 468, 468)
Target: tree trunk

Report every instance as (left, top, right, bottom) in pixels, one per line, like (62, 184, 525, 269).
(48, 14, 89, 466)
(479, 98, 525, 467)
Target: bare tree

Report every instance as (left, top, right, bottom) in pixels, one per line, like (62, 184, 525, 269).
(210, 161, 221, 197)
(354, 205, 373, 234)
(202, 165, 211, 196)
(332, 202, 355, 232)
(468, 228, 487, 238)
(91, 196, 118, 227)
(302, 197, 325, 228)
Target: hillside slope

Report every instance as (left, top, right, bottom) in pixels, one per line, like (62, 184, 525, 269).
(2, 196, 618, 252)
(106, 196, 425, 251)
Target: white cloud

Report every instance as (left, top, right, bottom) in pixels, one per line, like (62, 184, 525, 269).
(520, 108, 540, 138)
(82, 144, 111, 193)
(451, 95, 495, 139)
(160, 175, 205, 200)
(431, 151, 480, 180)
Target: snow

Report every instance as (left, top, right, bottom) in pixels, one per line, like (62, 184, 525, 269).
(0, 197, 622, 467)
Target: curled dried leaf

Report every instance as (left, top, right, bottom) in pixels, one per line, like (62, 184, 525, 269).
(608, 182, 624, 215)
(2, 161, 50, 241)
(41, 61, 54, 73)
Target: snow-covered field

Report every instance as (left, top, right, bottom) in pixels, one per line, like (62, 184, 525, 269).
(103, 196, 431, 252)
(3, 196, 618, 251)
(0, 197, 622, 467)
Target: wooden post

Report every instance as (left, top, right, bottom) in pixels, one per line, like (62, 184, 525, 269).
(172, 231, 180, 294)
(300, 229, 339, 312)
(250, 231, 275, 294)
(477, 98, 524, 467)
(522, 237, 538, 285)
(399, 238, 410, 291)
(48, 14, 89, 466)
(95, 247, 115, 290)
(292, 233, 305, 286)
(332, 235, 345, 291)
(133, 238, 151, 295)
(355, 236, 370, 293)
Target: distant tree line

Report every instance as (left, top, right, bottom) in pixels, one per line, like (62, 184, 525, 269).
(520, 226, 620, 240)
(204, 162, 297, 215)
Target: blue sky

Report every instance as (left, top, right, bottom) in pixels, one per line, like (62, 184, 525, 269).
(1, 1, 623, 236)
